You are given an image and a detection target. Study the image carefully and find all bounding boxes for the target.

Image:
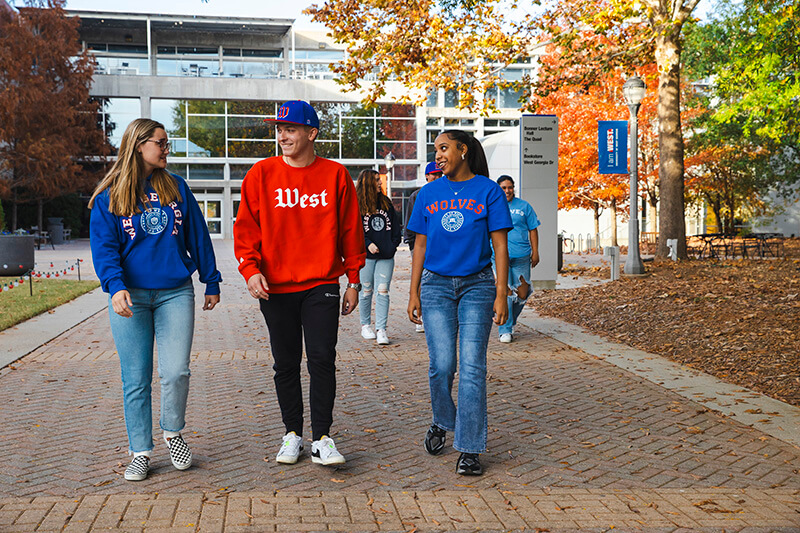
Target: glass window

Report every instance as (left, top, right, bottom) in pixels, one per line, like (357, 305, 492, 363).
(340, 118, 375, 159)
(444, 89, 459, 108)
(228, 116, 272, 140)
(151, 99, 184, 137)
(315, 141, 340, 159)
(187, 164, 224, 180)
(187, 115, 225, 157)
(169, 138, 189, 157)
(377, 142, 416, 160)
(205, 200, 220, 218)
(188, 100, 224, 115)
(426, 90, 438, 107)
(242, 61, 281, 79)
(156, 59, 179, 76)
(95, 97, 141, 149)
(378, 103, 414, 118)
(377, 118, 415, 141)
(107, 43, 147, 54)
(228, 101, 276, 116)
(177, 46, 218, 55)
(166, 163, 188, 177)
(230, 164, 254, 180)
(227, 140, 275, 158)
(311, 102, 343, 140)
(386, 164, 417, 182)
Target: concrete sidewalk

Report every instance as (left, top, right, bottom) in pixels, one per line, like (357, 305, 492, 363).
(0, 240, 798, 532)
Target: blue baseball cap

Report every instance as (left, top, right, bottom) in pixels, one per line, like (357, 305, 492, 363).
(264, 100, 320, 129)
(425, 161, 443, 175)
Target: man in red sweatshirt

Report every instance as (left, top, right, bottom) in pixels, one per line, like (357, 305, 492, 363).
(233, 100, 366, 467)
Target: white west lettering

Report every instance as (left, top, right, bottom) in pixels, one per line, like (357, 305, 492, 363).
(274, 188, 329, 209)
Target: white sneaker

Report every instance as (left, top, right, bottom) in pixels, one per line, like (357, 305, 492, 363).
(499, 333, 512, 343)
(276, 431, 304, 464)
(311, 435, 346, 465)
(361, 324, 376, 339)
(415, 322, 425, 333)
(376, 329, 389, 345)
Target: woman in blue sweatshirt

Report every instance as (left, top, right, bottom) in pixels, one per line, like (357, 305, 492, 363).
(356, 169, 402, 345)
(89, 118, 222, 482)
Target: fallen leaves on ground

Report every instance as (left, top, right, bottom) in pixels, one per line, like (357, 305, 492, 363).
(531, 256, 800, 407)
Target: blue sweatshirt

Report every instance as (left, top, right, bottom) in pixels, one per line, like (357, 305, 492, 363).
(90, 173, 222, 296)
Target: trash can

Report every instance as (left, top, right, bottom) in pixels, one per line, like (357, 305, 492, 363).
(557, 234, 563, 272)
(47, 217, 64, 245)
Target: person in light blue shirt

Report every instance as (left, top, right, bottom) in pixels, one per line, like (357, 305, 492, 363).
(407, 129, 512, 476)
(492, 175, 540, 343)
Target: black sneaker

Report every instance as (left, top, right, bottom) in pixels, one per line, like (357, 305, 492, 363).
(424, 424, 446, 455)
(456, 453, 483, 475)
(124, 455, 150, 481)
(165, 434, 192, 470)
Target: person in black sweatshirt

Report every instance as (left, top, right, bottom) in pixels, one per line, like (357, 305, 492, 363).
(355, 169, 402, 345)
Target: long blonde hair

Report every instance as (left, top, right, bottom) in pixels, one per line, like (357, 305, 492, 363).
(89, 118, 181, 216)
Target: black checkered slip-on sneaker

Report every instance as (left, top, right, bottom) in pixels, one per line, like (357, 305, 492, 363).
(165, 434, 192, 470)
(124, 455, 150, 481)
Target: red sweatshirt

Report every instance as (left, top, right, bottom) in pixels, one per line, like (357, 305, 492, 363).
(234, 156, 366, 294)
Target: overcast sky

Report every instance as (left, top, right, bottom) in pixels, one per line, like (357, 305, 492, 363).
(58, 0, 715, 30)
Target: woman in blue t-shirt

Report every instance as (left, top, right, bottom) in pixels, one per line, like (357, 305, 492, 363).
(406, 130, 512, 475)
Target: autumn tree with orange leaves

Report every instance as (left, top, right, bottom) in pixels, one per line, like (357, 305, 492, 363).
(0, 0, 108, 231)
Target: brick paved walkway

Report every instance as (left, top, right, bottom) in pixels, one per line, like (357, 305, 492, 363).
(1, 241, 799, 531)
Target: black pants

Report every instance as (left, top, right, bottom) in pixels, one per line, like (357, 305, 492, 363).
(259, 283, 340, 441)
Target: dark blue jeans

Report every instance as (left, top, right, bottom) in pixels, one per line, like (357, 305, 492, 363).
(420, 266, 495, 453)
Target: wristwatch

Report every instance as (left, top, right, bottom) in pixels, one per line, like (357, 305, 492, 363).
(346, 282, 362, 292)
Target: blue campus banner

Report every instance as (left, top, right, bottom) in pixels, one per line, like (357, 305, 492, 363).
(598, 121, 628, 174)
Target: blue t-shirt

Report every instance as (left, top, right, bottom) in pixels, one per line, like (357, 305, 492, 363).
(407, 175, 512, 276)
(506, 197, 541, 258)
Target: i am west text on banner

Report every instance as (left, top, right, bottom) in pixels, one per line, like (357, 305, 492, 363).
(598, 121, 628, 174)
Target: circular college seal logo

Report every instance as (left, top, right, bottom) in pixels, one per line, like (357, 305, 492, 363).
(441, 210, 464, 233)
(370, 216, 386, 232)
(141, 207, 168, 235)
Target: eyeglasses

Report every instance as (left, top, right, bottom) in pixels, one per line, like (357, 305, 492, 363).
(144, 139, 171, 152)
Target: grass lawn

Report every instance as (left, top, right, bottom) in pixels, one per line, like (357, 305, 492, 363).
(0, 276, 100, 332)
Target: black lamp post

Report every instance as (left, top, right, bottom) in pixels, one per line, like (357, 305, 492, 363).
(623, 75, 647, 275)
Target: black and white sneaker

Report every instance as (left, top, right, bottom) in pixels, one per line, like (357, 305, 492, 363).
(124, 455, 150, 481)
(165, 434, 192, 470)
(311, 436, 346, 465)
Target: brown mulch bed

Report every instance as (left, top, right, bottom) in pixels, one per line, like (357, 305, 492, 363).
(530, 254, 800, 407)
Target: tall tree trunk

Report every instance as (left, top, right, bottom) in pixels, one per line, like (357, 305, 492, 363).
(593, 203, 601, 251)
(610, 198, 618, 247)
(654, 31, 687, 258)
(37, 198, 43, 233)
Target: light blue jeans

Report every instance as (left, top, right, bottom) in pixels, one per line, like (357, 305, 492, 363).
(108, 281, 195, 453)
(498, 256, 531, 335)
(420, 266, 495, 453)
(359, 257, 395, 331)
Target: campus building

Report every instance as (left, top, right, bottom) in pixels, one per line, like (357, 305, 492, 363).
(69, 10, 528, 238)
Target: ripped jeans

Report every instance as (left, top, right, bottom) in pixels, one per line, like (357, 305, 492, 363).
(358, 257, 395, 331)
